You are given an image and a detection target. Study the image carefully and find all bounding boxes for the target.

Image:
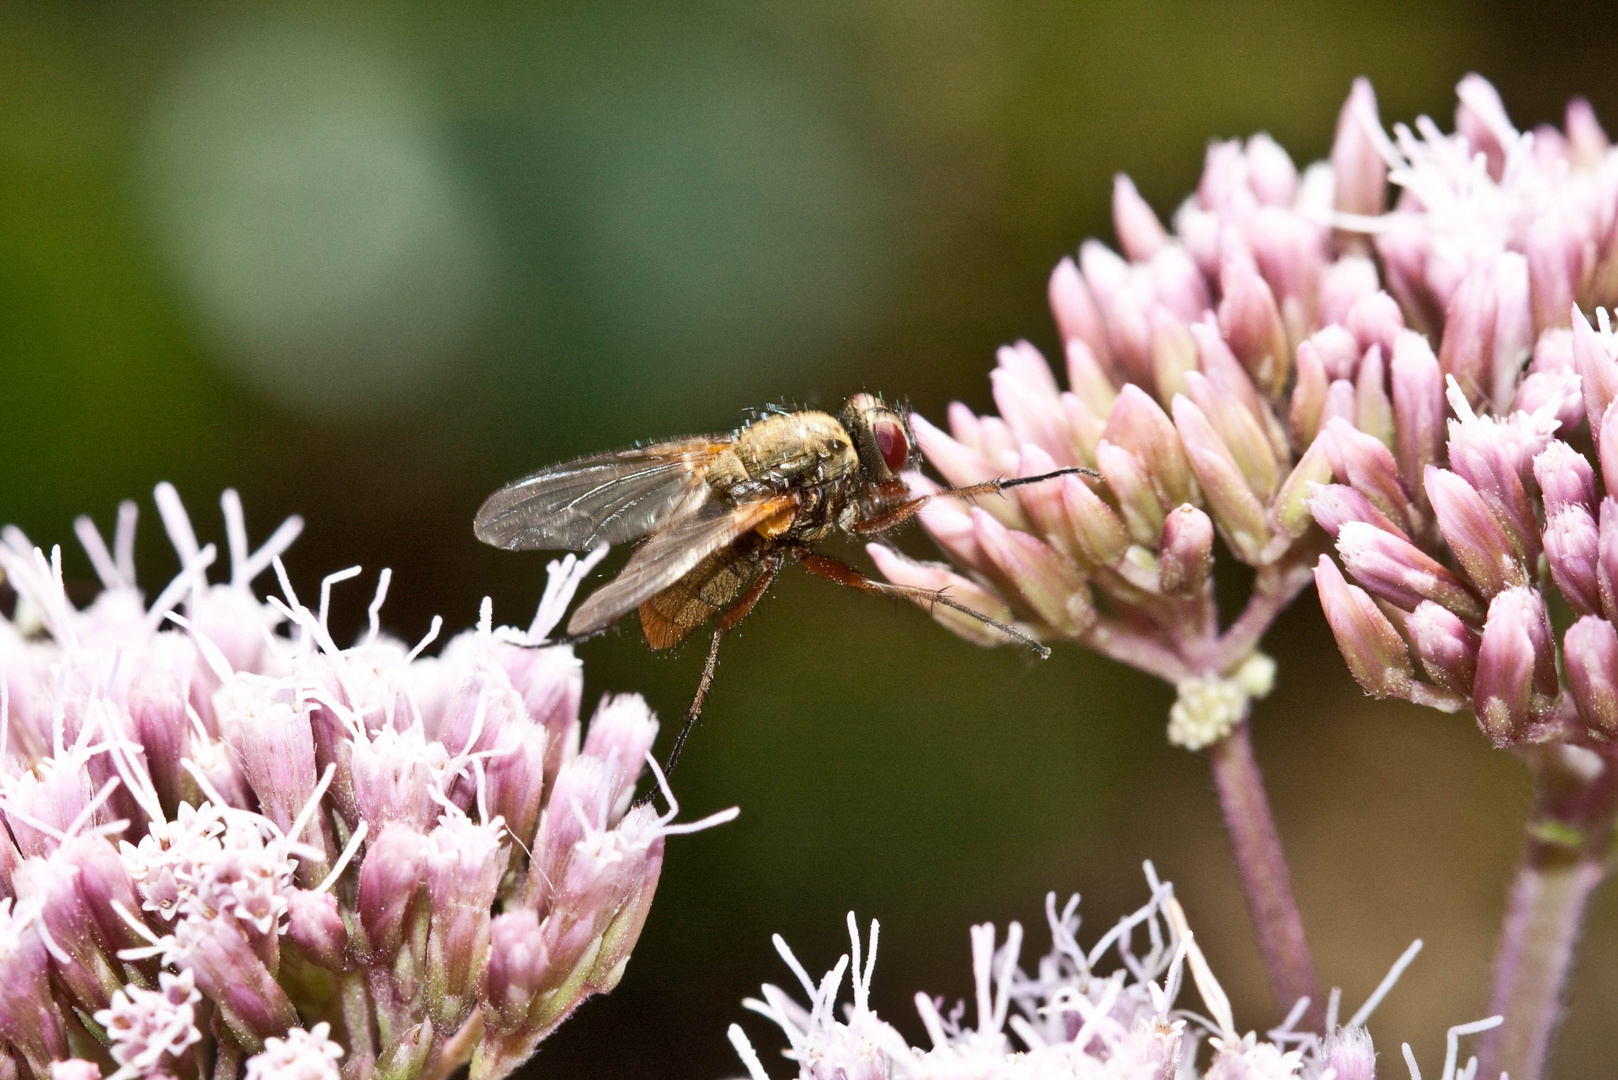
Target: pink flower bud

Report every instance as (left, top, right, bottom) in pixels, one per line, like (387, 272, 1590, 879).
(482, 909, 549, 1031)
(128, 671, 191, 818)
(1272, 439, 1334, 537)
(1425, 466, 1524, 597)
(1245, 133, 1297, 206)
(1314, 556, 1413, 699)
(357, 823, 427, 961)
(1570, 306, 1618, 427)
(1566, 616, 1618, 738)
(1346, 291, 1405, 359)
(1218, 259, 1290, 397)
(1172, 397, 1270, 563)
(1290, 340, 1329, 446)
(1438, 263, 1497, 409)
(1337, 521, 1485, 621)
(1309, 484, 1406, 541)
(1112, 174, 1167, 261)
(1064, 338, 1118, 417)
(913, 414, 1000, 500)
(1456, 73, 1515, 182)
(971, 511, 1094, 637)
(992, 345, 1076, 466)
(1566, 96, 1609, 168)
(1534, 439, 1597, 518)
(1332, 78, 1387, 217)
(285, 889, 348, 971)
(582, 695, 658, 822)
(1048, 258, 1115, 378)
(1149, 304, 1199, 404)
(1250, 207, 1326, 340)
(1081, 241, 1153, 385)
(1600, 498, 1618, 626)
(1184, 371, 1279, 500)
(1319, 255, 1380, 327)
(1095, 440, 1167, 545)
(424, 814, 507, 1030)
(1158, 505, 1214, 596)
(1101, 384, 1196, 508)
(1149, 244, 1210, 323)
(350, 727, 446, 836)
(0, 900, 69, 1071)
(1355, 344, 1394, 447)
(1057, 475, 1130, 568)
(1322, 418, 1413, 535)
(1407, 601, 1481, 696)
(1473, 587, 1556, 746)
(1526, 210, 1586, 333)
(1308, 323, 1361, 381)
(220, 682, 320, 862)
(1390, 331, 1445, 494)
(1545, 506, 1602, 615)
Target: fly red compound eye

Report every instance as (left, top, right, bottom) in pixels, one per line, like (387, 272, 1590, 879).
(874, 418, 908, 473)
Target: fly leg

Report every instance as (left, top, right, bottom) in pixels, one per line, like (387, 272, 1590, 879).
(849, 465, 1098, 537)
(657, 550, 785, 783)
(797, 552, 1051, 659)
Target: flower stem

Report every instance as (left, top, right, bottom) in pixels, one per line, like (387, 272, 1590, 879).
(1207, 719, 1323, 1031)
(1478, 743, 1618, 1080)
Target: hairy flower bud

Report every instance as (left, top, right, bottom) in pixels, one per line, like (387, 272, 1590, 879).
(1473, 588, 1557, 746)
(1407, 601, 1481, 697)
(1332, 77, 1387, 217)
(1565, 616, 1618, 738)
(1112, 174, 1167, 261)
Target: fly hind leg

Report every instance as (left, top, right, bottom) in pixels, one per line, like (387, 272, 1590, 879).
(798, 552, 1051, 659)
(656, 550, 785, 786)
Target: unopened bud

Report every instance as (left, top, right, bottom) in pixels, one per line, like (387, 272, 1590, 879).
(1096, 440, 1167, 545)
(1390, 331, 1447, 494)
(1149, 305, 1199, 404)
(1544, 506, 1602, 615)
(1534, 439, 1597, 518)
(1290, 340, 1329, 447)
(1355, 344, 1394, 447)
(1158, 505, 1214, 596)
(1057, 475, 1130, 568)
(1322, 418, 1413, 535)
(1571, 306, 1618, 426)
(1473, 587, 1558, 746)
(357, 823, 427, 961)
(1346, 291, 1405, 359)
(1336, 522, 1485, 621)
(1102, 384, 1196, 508)
(1314, 556, 1413, 698)
(286, 889, 348, 971)
(482, 909, 549, 1031)
(1272, 439, 1334, 537)
(1600, 498, 1618, 626)
(1172, 397, 1270, 563)
(1184, 371, 1279, 500)
(1407, 601, 1481, 697)
(1112, 174, 1167, 261)
(1425, 466, 1524, 598)
(1566, 616, 1618, 738)
(1332, 78, 1387, 217)
(1218, 260, 1290, 397)
(1049, 258, 1115, 377)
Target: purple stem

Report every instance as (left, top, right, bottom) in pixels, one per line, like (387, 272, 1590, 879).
(1208, 720, 1324, 1031)
(1478, 743, 1618, 1080)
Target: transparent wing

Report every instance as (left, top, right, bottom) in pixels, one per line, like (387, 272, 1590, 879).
(474, 437, 729, 551)
(566, 495, 795, 636)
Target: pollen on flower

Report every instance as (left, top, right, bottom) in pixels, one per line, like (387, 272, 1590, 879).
(0, 484, 735, 1080)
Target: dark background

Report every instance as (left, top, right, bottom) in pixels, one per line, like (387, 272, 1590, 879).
(4, 2, 1616, 1076)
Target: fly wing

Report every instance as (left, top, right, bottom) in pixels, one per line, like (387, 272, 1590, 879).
(565, 494, 796, 636)
(474, 437, 729, 551)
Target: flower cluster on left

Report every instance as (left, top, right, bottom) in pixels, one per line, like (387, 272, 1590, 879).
(0, 484, 731, 1080)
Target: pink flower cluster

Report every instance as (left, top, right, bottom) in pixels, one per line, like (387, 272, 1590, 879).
(728, 867, 1497, 1080)
(0, 485, 730, 1080)
(873, 73, 1618, 757)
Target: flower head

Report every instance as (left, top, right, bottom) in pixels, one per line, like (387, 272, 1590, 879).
(730, 867, 1500, 1080)
(0, 486, 733, 1080)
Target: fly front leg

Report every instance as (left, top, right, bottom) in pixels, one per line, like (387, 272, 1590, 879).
(796, 551, 1051, 658)
(849, 465, 1099, 536)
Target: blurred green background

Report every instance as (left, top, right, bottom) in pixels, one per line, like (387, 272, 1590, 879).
(5, 1, 1618, 1076)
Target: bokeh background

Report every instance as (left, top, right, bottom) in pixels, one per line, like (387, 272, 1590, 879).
(4, 1, 1617, 1076)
